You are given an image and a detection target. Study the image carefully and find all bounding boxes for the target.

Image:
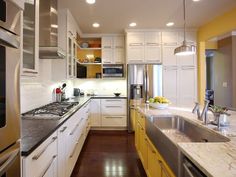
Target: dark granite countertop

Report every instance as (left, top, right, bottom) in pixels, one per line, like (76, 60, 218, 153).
(21, 95, 127, 156)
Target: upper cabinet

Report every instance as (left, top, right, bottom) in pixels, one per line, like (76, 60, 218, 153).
(162, 31, 179, 46)
(102, 36, 125, 64)
(126, 31, 162, 64)
(52, 10, 78, 80)
(144, 32, 162, 63)
(22, 0, 39, 76)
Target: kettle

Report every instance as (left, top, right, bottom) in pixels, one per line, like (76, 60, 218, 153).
(74, 88, 80, 96)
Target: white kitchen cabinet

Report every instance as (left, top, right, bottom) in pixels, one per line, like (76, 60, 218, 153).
(162, 46, 177, 66)
(21, 0, 39, 76)
(163, 67, 178, 106)
(127, 32, 162, 63)
(57, 122, 70, 177)
(177, 54, 196, 67)
(178, 67, 197, 108)
(145, 32, 162, 63)
(162, 31, 179, 46)
(101, 99, 127, 127)
(126, 32, 145, 63)
(90, 99, 101, 127)
(102, 36, 125, 64)
(22, 132, 58, 177)
(102, 48, 113, 64)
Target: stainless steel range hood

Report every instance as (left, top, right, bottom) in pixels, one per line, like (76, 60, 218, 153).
(39, 0, 66, 59)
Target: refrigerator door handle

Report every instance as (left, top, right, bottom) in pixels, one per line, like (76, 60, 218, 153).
(0, 148, 19, 176)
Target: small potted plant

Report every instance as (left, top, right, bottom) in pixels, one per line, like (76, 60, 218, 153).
(209, 105, 231, 128)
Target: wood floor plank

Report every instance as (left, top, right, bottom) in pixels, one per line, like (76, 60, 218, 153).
(71, 130, 147, 177)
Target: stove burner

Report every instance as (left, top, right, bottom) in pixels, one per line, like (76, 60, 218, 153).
(22, 102, 79, 120)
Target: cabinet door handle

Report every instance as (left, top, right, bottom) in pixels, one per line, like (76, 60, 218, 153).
(146, 42, 160, 46)
(105, 100, 122, 102)
(60, 126, 67, 133)
(105, 116, 123, 119)
(103, 61, 112, 64)
(158, 160, 171, 177)
(70, 119, 83, 135)
(129, 43, 143, 46)
(40, 155, 57, 177)
(103, 46, 112, 49)
(32, 136, 57, 160)
(70, 133, 84, 158)
(115, 46, 123, 49)
(105, 106, 122, 108)
(163, 42, 178, 46)
(181, 66, 195, 70)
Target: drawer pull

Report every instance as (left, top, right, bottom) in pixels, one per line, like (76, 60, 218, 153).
(32, 136, 57, 160)
(70, 119, 83, 135)
(60, 126, 67, 133)
(40, 155, 57, 177)
(129, 43, 143, 46)
(70, 133, 84, 158)
(105, 100, 122, 102)
(105, 116, 123, 119)
(146, 42, 160, 46)
(105, 106, 122, 108)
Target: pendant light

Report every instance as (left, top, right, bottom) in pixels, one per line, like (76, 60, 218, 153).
(174, 0, 196, 56)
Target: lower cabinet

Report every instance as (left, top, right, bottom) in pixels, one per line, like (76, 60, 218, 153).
(22, 101, 91, 177)
(134, 109, 175, 177)
(22, 132, 58, 177)
(90, 98, 127, 128)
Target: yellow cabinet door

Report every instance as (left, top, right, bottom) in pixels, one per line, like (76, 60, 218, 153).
(147, 141, 162, 177)
(140, 126, 148, 169)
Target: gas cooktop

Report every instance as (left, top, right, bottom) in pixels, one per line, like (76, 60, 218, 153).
(22, 102, 79, 120)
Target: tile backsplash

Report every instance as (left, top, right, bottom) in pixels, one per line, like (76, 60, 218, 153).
(20, 60, 74, 113)
(73, 79, 127, 96)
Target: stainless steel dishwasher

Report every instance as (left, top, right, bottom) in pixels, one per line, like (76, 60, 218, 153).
(182, 157, 207, 177)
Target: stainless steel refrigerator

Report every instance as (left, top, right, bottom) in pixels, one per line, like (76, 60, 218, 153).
(127, 64, 162, 132)
(0, 1, 23, 176)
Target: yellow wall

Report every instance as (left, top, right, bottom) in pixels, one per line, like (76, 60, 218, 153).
(197, 7, 236, 104)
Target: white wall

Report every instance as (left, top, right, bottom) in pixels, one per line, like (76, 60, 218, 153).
(73, 79, 127, 96)
(20, 60, 74, 113)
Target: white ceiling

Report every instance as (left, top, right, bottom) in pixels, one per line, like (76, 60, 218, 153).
(60, 0, 236, 34)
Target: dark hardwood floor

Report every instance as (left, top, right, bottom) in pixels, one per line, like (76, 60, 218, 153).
(71, 130, 147, 177)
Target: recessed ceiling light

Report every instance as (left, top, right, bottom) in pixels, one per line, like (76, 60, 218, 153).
(192, 0, 200, 2)
(129, 22, 137, 27)
(92, 23, 100, 28)
(166, 22, 174, 27)
(86, 0, 96, 4)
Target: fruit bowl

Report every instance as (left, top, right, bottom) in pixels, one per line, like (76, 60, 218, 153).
(148, 96, 170, 109)
(149, 103, 169, 109)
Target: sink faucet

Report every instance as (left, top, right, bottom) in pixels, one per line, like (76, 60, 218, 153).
(192, 100, 210, 125)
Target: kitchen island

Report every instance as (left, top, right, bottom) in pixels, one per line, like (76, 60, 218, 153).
(136, 104, 236, 177)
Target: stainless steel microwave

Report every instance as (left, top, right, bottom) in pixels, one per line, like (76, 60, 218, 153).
(103, 64, 124, 78)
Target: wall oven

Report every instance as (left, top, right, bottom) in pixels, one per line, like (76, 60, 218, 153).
(103, 64, 124, 78)
(0, 0, 23, 177)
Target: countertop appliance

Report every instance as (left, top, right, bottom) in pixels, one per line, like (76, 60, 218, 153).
(127, 64, 162, 132)
(22, 102, 79, 120)
(103, 64, 124, 78)
(0, 1, 23, 176)
(74, 88, 80, 96)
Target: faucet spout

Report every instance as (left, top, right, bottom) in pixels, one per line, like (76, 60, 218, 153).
(192, 102, 201, 119)
(200, 100, 210, 125)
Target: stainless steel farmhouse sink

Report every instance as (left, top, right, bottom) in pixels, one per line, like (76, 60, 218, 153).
(145, 115, 230, 176)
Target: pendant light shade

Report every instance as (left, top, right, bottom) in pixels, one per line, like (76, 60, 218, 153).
(174, 0, 196, 56)
(174, 41, 196, 56)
